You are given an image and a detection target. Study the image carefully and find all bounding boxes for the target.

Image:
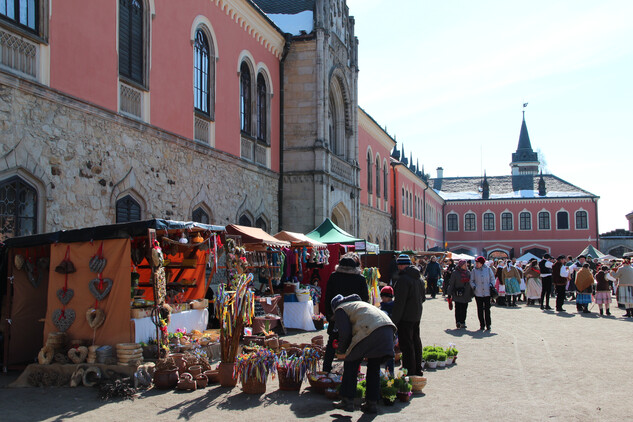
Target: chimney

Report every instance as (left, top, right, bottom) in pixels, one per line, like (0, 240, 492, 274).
(436, 167, 444, 179)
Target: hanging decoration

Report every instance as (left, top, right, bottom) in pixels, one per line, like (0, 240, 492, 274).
(86, 307, 106, 329)
(52, 308, 76, 332)
(56, 288, 74, 305)
(89, 277, 113, 301)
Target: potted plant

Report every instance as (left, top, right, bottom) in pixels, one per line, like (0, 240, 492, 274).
(355, 379, 366, 407)
(381, 385, 397, 405)
(234, 345, 277, 394)
(393, 371, 412, 402)
(215, 273, 255, 387)
(446, 345, 458, 364)
(425, 351, 438, 369)
(437, 351, 447, 368)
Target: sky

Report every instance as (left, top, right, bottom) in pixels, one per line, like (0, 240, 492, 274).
(346, 0, 633, 234)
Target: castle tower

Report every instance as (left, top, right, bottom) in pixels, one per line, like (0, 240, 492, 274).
(510, 112, 540, 175)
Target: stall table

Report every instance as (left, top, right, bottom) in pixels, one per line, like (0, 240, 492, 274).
(132, 309, 209, 343)
(283, 300, 316, 331)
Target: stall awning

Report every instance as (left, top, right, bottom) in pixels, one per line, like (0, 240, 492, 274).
(578, 244, 605, 259)
(273, 231, 327, 248)
(1, 219, 225, 249)
(305, 218, 364, 244)
(226, 225, 290, 248)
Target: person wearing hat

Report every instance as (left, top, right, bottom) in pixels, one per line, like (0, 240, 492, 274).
(391, 253, 425, 376)
(323, 253, 370, 373)
(552, 255, 569, 312)
(539, 254, 554, 310)
(331, 294, 396, 414)
(446, 259, 474, 328)
(469, 256, 495, 330)
(379, 285, 396, 377)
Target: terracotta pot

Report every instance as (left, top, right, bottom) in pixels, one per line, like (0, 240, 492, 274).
(177, 373, 197, 391)
(195, 374, 208, 388)
(170, 354, 187, 372)
(218, 362, 237, 388)
(397, 392, 411, 402)
(188, 365, 202, 377)
(153, 366, 179, 389)
(204, 369, 220, 384)
(264, 335, 279, 350)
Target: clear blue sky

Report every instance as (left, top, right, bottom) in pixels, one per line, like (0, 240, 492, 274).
(347, 0, 633, 234)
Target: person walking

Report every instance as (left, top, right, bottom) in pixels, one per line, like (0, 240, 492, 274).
(442, 258, 456, 297)
(425, 255, 442, 299)
(391, 253, 425, 376)
(501, 261, 522, 306)
(524, 258, 542, 306)
(539, 254, 554, 310)
(595, 265, 612, 316)
(331, 294, 396, 414)
(446, 259, 474, 329)
(552, 255, 569, 312)
(615, 258, 633, 318)
(574, 263, 594, 314)
(470, 256, 495, 331)
(323, 253, 369, 373)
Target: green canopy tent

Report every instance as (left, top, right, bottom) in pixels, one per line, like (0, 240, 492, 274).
(578, 244, 605, 259)
(305, 218, 364, 245)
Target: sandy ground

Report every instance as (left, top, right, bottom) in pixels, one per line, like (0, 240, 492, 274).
(1, 296, 631, 422)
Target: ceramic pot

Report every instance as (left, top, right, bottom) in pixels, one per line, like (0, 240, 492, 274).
(218, 362, 237, 388)
(195, 374, 208, 388)
(188, 365, 202, 377)
(397, 392, 411, 402)
(170, 354, 187, 372)
(427, 360, 438, 369)
(176, 373, 196, 391)
(204, 369, 220, 384)
(153, 366, 179, 389)
(438, 360, 446, 368)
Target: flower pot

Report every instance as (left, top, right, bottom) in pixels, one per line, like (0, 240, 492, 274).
(277, 366, 302, 391)
(153, 366, 179, 389)
(176, 373, 197, 391)
(204, 369, 220, 384)
(170, 354, 187, 372)
(242, 376, 267, 394)
(427, 360, 437, 369)
(438, 360, 446, 368)
(195, 374, 208, 389)
(218, 362, 237, 388)
(382, 397, 396, 406)
(409, 376, 427, 393)
(188, 365, 202, 377)
(397, 392, 411, 402)
(446, 356, 454, 365)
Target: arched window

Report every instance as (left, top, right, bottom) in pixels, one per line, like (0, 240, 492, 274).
(119, 0, 145, 85)
(464, 212, 476, 231)
(447, 214, 458, 232)
(375, 158, 381, 199)
(557, 211, 569, 230)
(538, 211, 550, 230)
(383, 163, 388, 202)
(240, 62, 251, 134)
(401, 188, 405, 214)
(575, 210, 588, 229)
(329, 96, 338, 155)
(116, 195, 141, 223)
(483, 212, 495, 231)
(256, 216, 267, 233)
(367, 151, 373, 195)
(194, 29, 212, 116)
(256, 73, 268, 143)
(501, 212, 513, 231)
(0, 177, 38, 237)
(519, 211, 531, 230)
(238, 214, 252, 227)
(192, 207, 210, 224)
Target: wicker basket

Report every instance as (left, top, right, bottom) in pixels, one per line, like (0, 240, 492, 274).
(277, 366, 302, 391)
(241, 377, 267, 394)
(307, 372, 340, 394)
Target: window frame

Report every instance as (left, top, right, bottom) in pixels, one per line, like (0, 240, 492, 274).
(256, 72, 268, 144)
(367, 150, 373, 195)
(375, 155, 381, 199)
(483, 212, 495, 231)
(238, 214, 252, 227)
(446, 213, 459, 232)
(115, 194, 142, 223)
(556, 210, 570, 230)
(575, 210, 588, 230)
(118, 0, 147, 88)
(192, 207, 210, 224)
(193, 29, 212, 117)
(538, 211, 551, 230)
(519, 211, 532, 231)
(239, 61, 252, 135)
(0, 0, 38, 33)
(0, 175, 38, 237)
(501, 212, 513, 231)
(383, 160, 388, 205)
(464, 212, 476, 232)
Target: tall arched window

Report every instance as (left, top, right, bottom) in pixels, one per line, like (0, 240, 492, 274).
(464, 212, 476, 231)
(192, 207, 210, 224)
(375, 158, 381, 199)
(119, 0, 145, 85)
(367, 151, 373, 195)
(519, 211, 531, 230)
(116, 195, 141, 223)
(0, 177, 37, 237)
(194, 29, 211, 116)
(240, 62, 251, 134)
(557, 211, 569, 230)
(483, 212, 495, 231)
(383, 164, 388, 203)
(256, 216, 268, 233)
(256, 73, 267, 143)
(575, 210, 588, 229)
(401, 188, 405, 214)
(501, 212, 513, 231)
(447, 214, 458, 231)
(538, 211, 550, 230)
(239, 214, 252, 227)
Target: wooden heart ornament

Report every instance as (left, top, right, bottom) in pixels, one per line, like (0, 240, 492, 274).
(56, 288, 74, 305)
(14, 254, 25, 270)
(89, 278, 113, 301)
(86, 307, 106, 329)
(68, 346, 88, 364)
(52, 309, 76, 332)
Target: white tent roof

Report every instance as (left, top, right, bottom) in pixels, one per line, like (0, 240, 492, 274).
(516, 252, 540, 262)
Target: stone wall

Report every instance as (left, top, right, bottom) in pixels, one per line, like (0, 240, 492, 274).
(0, 73, 279, 233)
(360, 204, 392, 250)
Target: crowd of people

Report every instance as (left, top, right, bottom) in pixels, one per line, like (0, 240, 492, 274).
(320, 250, 633, 414)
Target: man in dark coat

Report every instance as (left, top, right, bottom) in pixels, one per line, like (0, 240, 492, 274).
(424, 255, 442, 298)
(331, 294, 396, 414)
(322, 253, 369, 372)
(391, 253, 425, 376)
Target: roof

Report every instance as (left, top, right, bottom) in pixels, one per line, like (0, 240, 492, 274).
(578, 245, 605, 259)
(251, 0, 315, 14)
(225, 225, 290, 249)
(599, 229, 633, 238)
(429, 174, 598, 201)
(512, 115, 538, 163)
(1, 219, 225, 249)
(305, 218, 364, 244)
(274, 231, 327, 248)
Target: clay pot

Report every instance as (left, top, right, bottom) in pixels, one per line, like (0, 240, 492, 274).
(264, 335, 279, 350)
(218, 362, 237, 388)
(195, 374, 208, 388)
(188, 365, 202, 377)
(397, 392, 411, 402)
(153, 366, 179, 389)
(177, 373, 197, 391)
(170, 354, 187, 372)
(204, 369, 220, 384)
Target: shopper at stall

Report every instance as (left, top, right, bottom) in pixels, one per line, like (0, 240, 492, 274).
(470, 256, 495, 331)
(331, 294, 396, 414)
(322, 253, 369, 373)
(391, 253, 425, 376)
(446, 259, 474, 329)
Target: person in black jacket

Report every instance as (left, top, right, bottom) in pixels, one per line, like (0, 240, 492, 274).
(539, 254, 554, 310)
(424, 255, 442, 298)
(322, 253, 369, 372)
(392, 254, 425, 376)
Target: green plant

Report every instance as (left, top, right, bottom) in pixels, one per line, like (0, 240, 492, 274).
(393, 373, 412, 393)
(425, 351, 438, 361)
(446, 346, 458, 357)
(355, 383, 366, 398)
(437, 352, 447, 362)
(381, 385, 397, 402)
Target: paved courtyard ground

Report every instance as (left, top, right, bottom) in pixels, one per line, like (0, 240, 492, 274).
(1, 296, 631, 421)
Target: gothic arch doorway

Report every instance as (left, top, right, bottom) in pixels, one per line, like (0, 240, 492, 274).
(331, 202, 351, 234)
